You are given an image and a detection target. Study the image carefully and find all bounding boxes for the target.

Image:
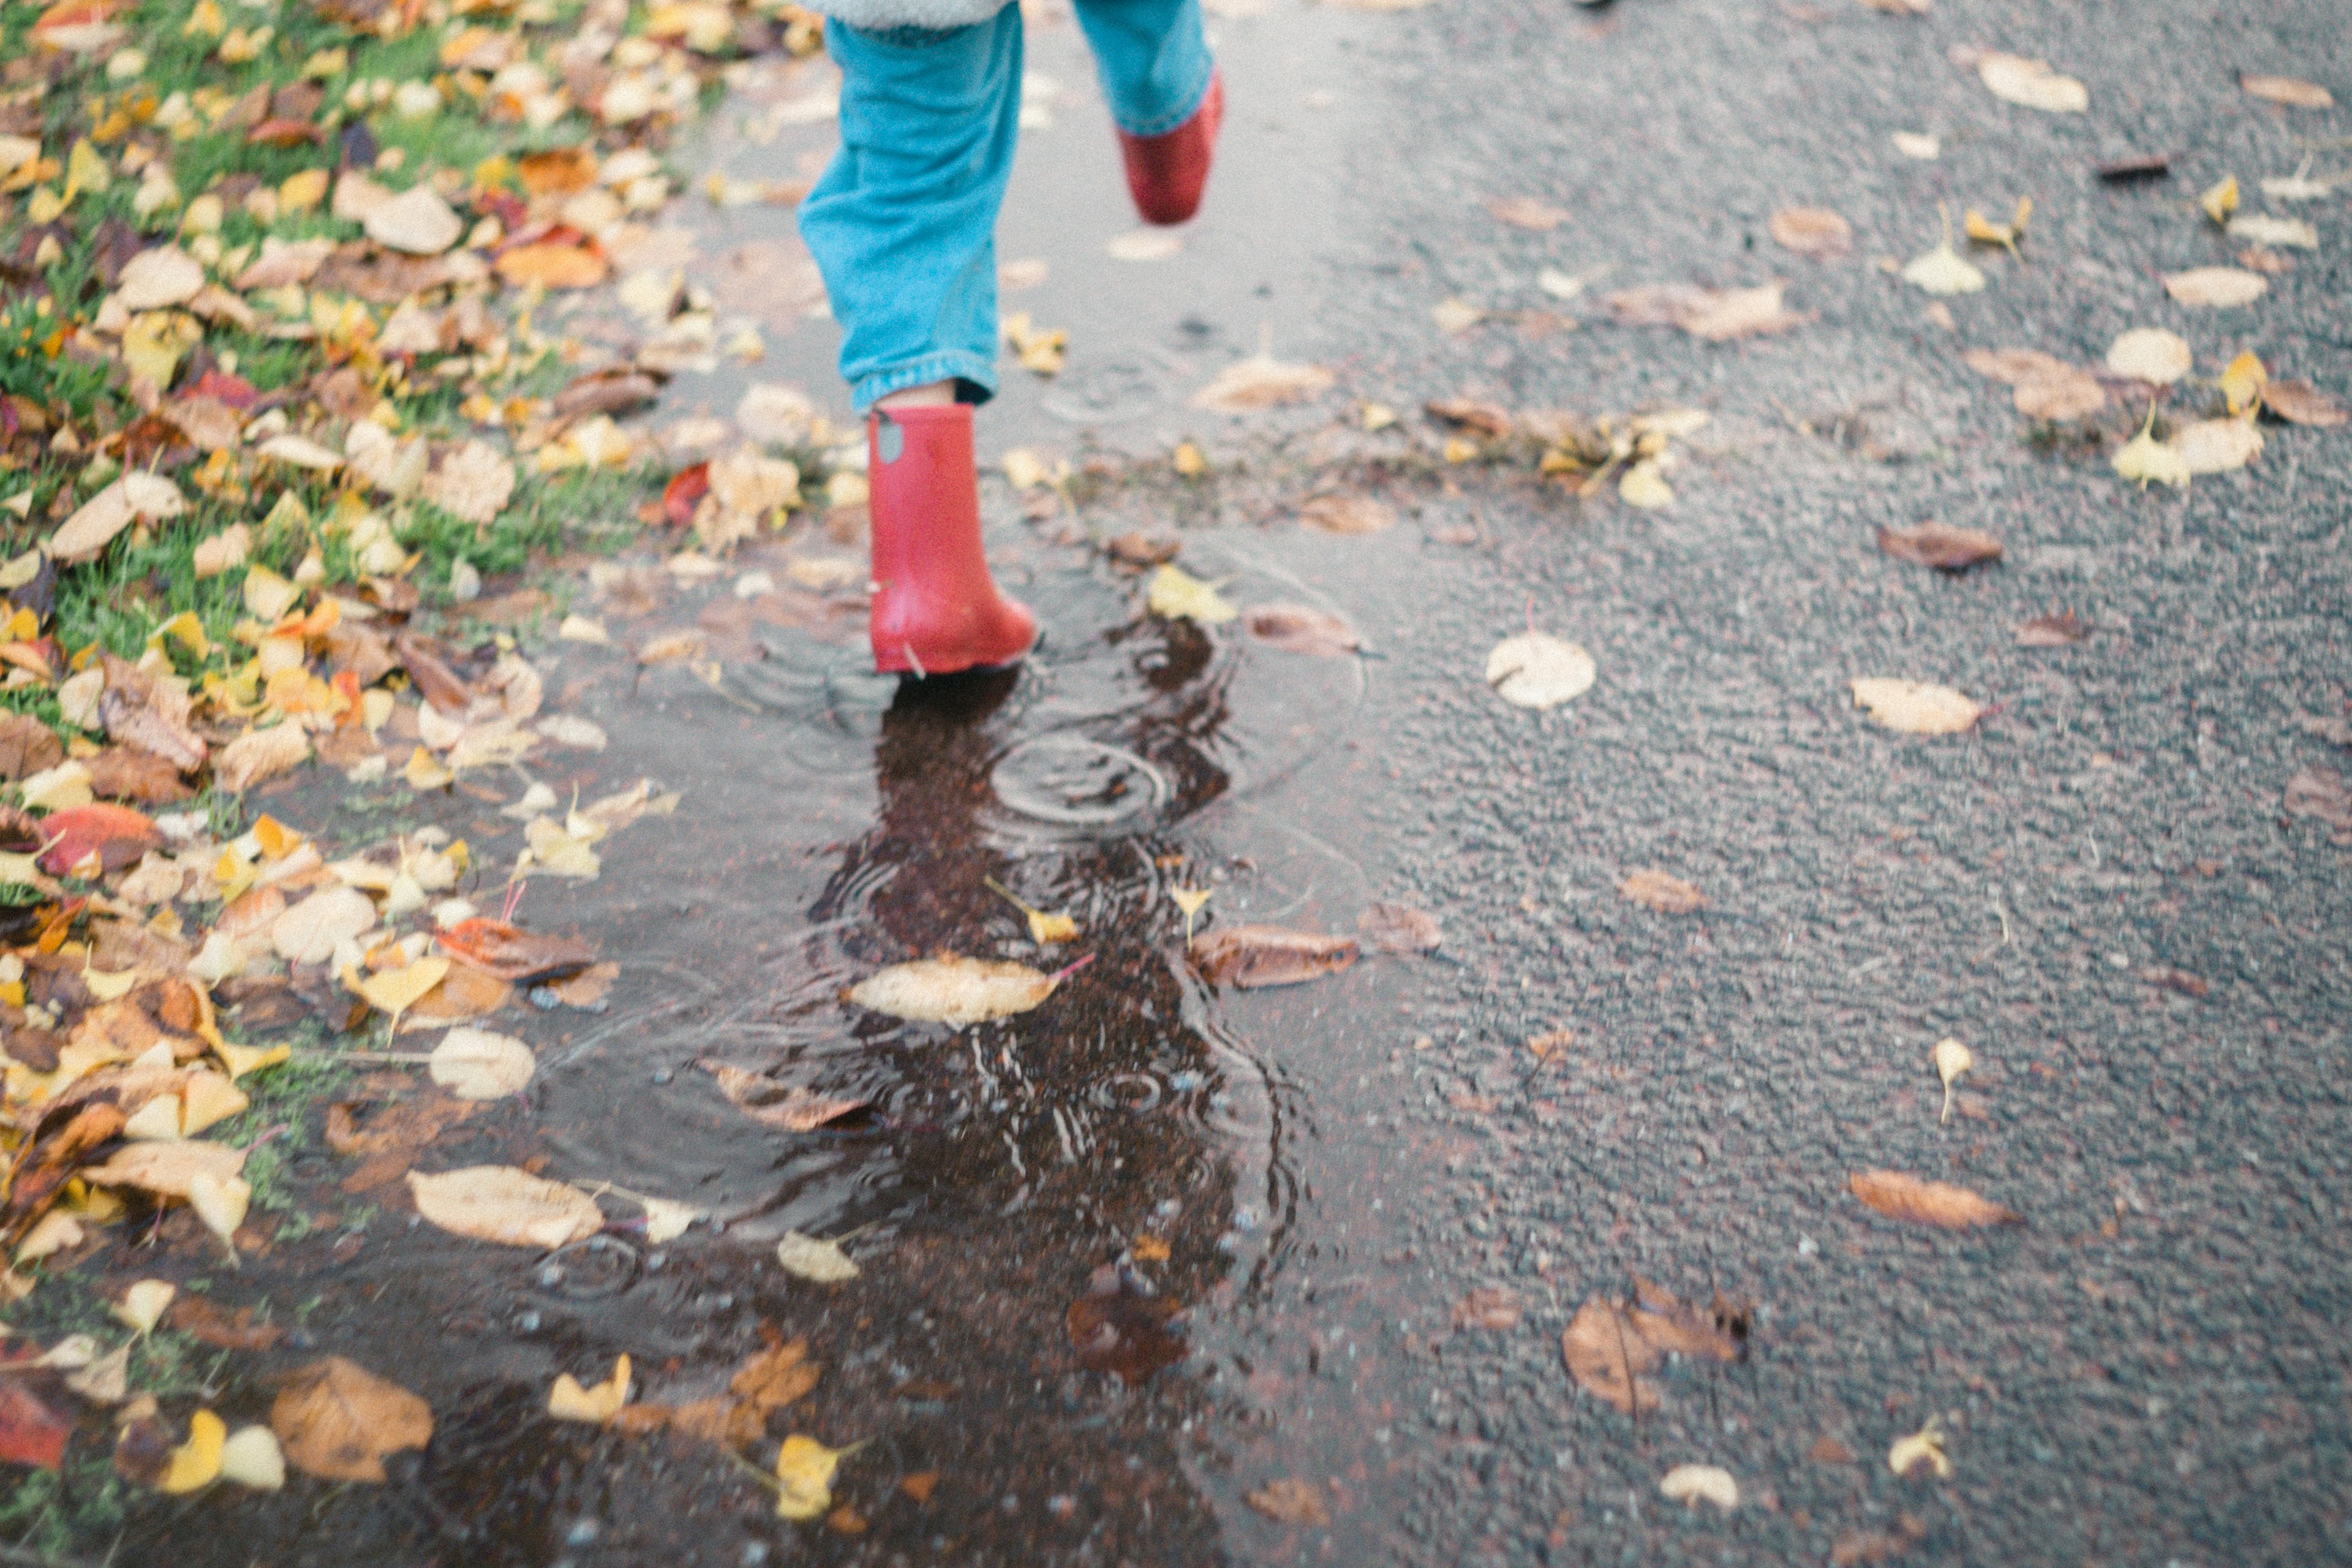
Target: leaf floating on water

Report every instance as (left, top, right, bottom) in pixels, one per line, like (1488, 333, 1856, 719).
(777, 1230, 860, 1283)
(1243, 604, 1360, 656)
(1850, 678, 1983, 736)
(848, 956, 1060, 1025)
(406, 1166, 605, 1249)
(270, 1357, 433, 1483)
(1659, 1464, 1740, 1512)
(1561, 1286, 1741, 1415)
(1245, 1477, 1332, 1526)
(1485, 633, 1596, 709)
(1189, 925, 1359, 989)
(2104, 328, 2192, 386)
(427, 1028, 537, 1101)
(548, 1355, 631, 1423)
(1875, 521, 2002, 571)
(698, 1060, 868, 1131)
(1145, 564, 1238, 625)
(1849, 1169, 2021, 1229)
(1934, 1037, 1973, 1124)
(983, 878, 1080, 944)
(1618, 869, 1706, 914)
(1169, 885, 1212, 943)
(1887, 1419, 1952, 1478)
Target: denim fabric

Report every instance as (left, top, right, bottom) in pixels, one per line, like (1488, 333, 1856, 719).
(799, 0, 1213, 409)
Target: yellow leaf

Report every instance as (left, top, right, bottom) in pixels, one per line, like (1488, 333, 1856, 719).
(81, 967, 140, 1003)
(350, 955, 451, 1019)
(1618, 461, 1674, 510)
(1934, 1036, 1973, 1123)
(1145, 564, 1237, 625)
(1901, 244, 1985, 296)
(404, 747, 454, 791)
(121, 311, 202, 390)
(2218, 350, 2267, 417)
(985, 878, 1079, 944)
(279, 169, 329, 214)
(184, 0, 225, 36)
(2112, 428, 2190, 489)
(242, 567, 301, 623)
(187, 1171, 251, 1255)
(215, 1041, 290, 1081)
(115, 1278, 175, 1334)
(217, 1427, 285, 1490)
(1888, 1419, 1951, 1479)
(848, 957, 1058, 1025)
(180, 1071, 249, 1136)
(252, 815, 303, 859)
(62, 140, 110, 203)
(25, 187, 64, 225)
(775, 1434, 850, 1521)
(1170, 885, 1211, 941)
(1850, 677, 1983, 736)
(1172, 440, 1207, 476)
(547, 1354, 631, 1423)
(161, 1410, 227, 1494)
(2199, 175, 2239, 227)
(148, 609, 209, 659)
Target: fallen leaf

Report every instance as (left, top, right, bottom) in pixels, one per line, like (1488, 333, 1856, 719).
(2015, 369, 2106, 421)
(776, 1433, 851, 1521)
(1618, 461, 1674, 509)
(2263, 380, 2348, 428)
(1891, 130, 1940, 159)
(1357, 902, 1441, 953)
(2218, 350, 2268, 416)
(435, 918, 597, 982)
(2113, 424, 2192, 489)
(2162, 267, 2266, 308)
(1189, 925, 1359, 989)
(1660, 1464, 1739, 1512)
(1977, 52, 2087, 113)
(2227, 213, 2318, 251)
(363, 185, 462, 255)
(1769, 206, 1852, 259)
(420, 442, 514, 525)
(1452, 1286, 1521, 1331)
(1145, 564, 1238, 625)
(0, 1382, 71, 1471)
(1849, 1169, 2021, 1229)
(775, 1231, 859, 1283)
(160, 1409, 226, 1493)
(213, 723, 312, 792)
(1887, 1419, 1951, 1479)
(406, 1165, 605, 1248)
(1674, 283, 1807, 341)
(1618, 869, 1705, 913)
(270, 1357, 432, 1482)
(84, 1140, 246, 1199)
(217, 1426, 284, 1490)
(116, 1279, 176, 1333)
(1244, 605, 1360, 655)
(1901, 244, 1985, 296)
(1486, 195, 1567, 230)
(496, 241, 608, 290)
(2105, 328, 2192, 385)
(187, 1171, 250, 1257)
(2014, 609, 2086, 647)
(353, 956, 452, 1019)
(116, 246, 205, 311)
(2240, 74, 2332, 110)
(1485, 632, 1596, 709)
(1561, 1286, 1741, 1415)
(35, 802, 159, 875)
(2173, 417, 2262, 475)
(1432, 296, 1487, 334)
(1933, 1038, 1973, 1123)
(1875, 521, 2002, 570)
(1850, 678, 1982, 736)
(427, 1028, 536, 1100)
(1190, 355, 1335, 413)
(272, 885, 377, 965)
(1245, 1477, 1331, 1526)
(848, 956, 1060, 1024)
(48, 473, 186, 564)
(699, 1060, 867, 1130)
(1297, 495, 1394, 534)
(548, 1355, 631, 1423)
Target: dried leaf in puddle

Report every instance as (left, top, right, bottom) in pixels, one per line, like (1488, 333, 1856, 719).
(1561, 1286, 1741, 1415)
(1190, 355, 1333, 413)
(1189, 925, 1359, 989)
(1244, 605, 1359, 655)
(776, 1231, 859, 1283)
(1849, 1169, 2021, 1229)
(548, 1355, 631, 1423)
(1850, 678, 1982, 736)
(406, 1165, 604, 1248)
(1145, 564, 1237, 624)
(2104, 328, 2192, 385)
(2262, 380, 2348, 428)
(435, 918, 597, 982)
(1768, 206, 1851, 259)
(698, 1060, 866, 1130)
(2172, 418, 2262, 475)
(775, 1433, 851, 1520)
(1452, 1286, 1521, 1331)
(1933, 1037, 1973, 1123)
(1245, 1477, 1331, 1526)
(1660, 1464, 1739, 1512)
(1875, 521, 2002, 571)
(1296, 495, 1393, 534)
(1618, 869, 1705, 913)
(426, 1028, 536, 1100)
(2015, 609, 2086, 647)
(2162, 267, 2266, 308)
(1485, 633, 1595, 709)
(1977, 52, 2087, 113)
(1357, 902, 1441, 953)
(848, 956, 1059, 1025)
(271, 1357, 433, 1482)
(2239, 74, 2332, 110)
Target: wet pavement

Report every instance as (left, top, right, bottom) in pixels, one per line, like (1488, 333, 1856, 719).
(87, 0, 2352, 1562)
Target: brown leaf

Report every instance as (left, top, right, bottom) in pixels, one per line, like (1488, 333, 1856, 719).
(1188, 925, 1359, 989)
(2014, 610, 2086, 647)
(271, 1357, 433, 1482)
(1243, 605, 1360, 656)
(2284, 766, 2352, 834)
(1104, 532, 1180, 568)
(1245, 1477, 1331, 1526)
(391, 631, 474, 714)
(1485, 196, 1568, 231)
(401, 962, 513, 1028)
(729, 1336, 820, 1426)
(2013, 368, 2107, 421)
(516, 146, 598, 197)
(1, 1102, 124, 1245)
(1618, 869, 1705, 914)
(407, 1166, 605, 1248)
(2261, 380, 2348, 429)
(213, 723, 311, 792)
(0, 713, 62, 780)
(1526, 1028, 1573, 1063)
(1849, 1169, 2022, 1229)
(166, 1294, 285, 1350)
(1768, 206, 1852, 259)
(697, 1060, 867, 1131)
(435, 918, 597, 982)
(1424, 398, 1513, 438)
(2239, 73, 2332, 110)
(1607, 283, 1805, 341)
(2139, 966, 2208, 999)
(494, 241, 609, 290)
(1357, 902, 1441, 953)
(1452, 1286, 1521, 1331)
(1809, 1435, 1856, 1464)
(83, 745, 192, 804)
(1296, 495, 1395, 534)
(1066, 1269, 1185, 1383)
(554, 369, 660, 423)
(1876, 521, 2002, 571)
(1561, 1283, 1743, 1415)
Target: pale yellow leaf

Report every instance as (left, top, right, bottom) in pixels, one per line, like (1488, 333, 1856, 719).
(2103, 328, 2192, 385)
(1484, 633, 1595, 710)
(775, 1230, 860, 1283)
(548, 1354, 631, 1423)
(1145, 564, 1238, 624)
(406, 1166, 605, 1249)
(775, 1434, 850, 1520)
(1850, 677, 1982, 735)
(848, 957, 1058, 1025)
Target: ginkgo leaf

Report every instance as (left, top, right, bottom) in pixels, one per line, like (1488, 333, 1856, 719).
(1934, 1037, 1973, 1124)
(116, 1280, 175, 1334)
(548, 1355, 631, 1423)
(352, 956, 453, 1019)
(407, 1166, 605, 1248)
(217, 1427, 284, 1490)
(2113, 427, 2192, 489)
(2104, 328, 2192, 385)
(1618, 461, 1674, 509)
(2226, 214, 2318, 251)
(1189, 355, 1335, 413)
(1977, 52, 2087, 113)
(160, 1409, 226, 1493)
(187, 1171, 251, 1257)
(1888, 1419, 1952, 1478)
(1485, 633, 1596, 709)
(2163, 267, 2266, 307)
(116, 246, 205, 311)
(2172, 418, 2262, 475)
(428, 1028, 537, 1099)
(776, 1231, 859, 1283)
(1902, 244, 1985, 295)
(1144, 564, 1237, 624)
(1850, 678, 1982, 735)
(775, 1433, 851, 1520)
(2218, 351, 2267, 416)
(270, 1357, 433, 1482)
(2199, 175, 2240, 226)
(848, 956, 1060, 1025)
(1849, 1169, 2021, 1229)
(640, 1199, 700, 1243)
(1659, 1464, 1739, 1512)
(363, 185, 462, 255)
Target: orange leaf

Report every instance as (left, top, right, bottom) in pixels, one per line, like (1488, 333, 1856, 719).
(1849, 1170, 2022, 1230)
(494, 243, 608, 290)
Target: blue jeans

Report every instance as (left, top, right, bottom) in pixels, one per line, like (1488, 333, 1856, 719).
(798, 0, 1215, 410)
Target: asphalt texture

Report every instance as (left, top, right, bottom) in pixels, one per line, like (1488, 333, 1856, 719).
(104, 0, 2352, 1563)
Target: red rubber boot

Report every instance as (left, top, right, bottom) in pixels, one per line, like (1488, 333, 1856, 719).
(1118, 70, 1223, 227)
(865, 403, 1037, 678)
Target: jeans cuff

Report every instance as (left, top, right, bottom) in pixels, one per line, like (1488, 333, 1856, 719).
(850, 352, 1001, 412)
(1113, 58, 1215, 138)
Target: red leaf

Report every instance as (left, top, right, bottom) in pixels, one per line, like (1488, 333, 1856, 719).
(0, 1378, 72, 1471)
(36, 802, 158, 875)
(435, 918, 598, 982)
(189, 369, 259, 409)
(662, 463, 710, 529)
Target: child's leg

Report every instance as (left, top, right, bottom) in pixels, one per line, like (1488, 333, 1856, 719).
(1070, 0, 1221, 224)
(797, 9, 1023, 410)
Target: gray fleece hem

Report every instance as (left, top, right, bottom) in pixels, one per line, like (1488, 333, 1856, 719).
(805, 0, 1013, 34)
